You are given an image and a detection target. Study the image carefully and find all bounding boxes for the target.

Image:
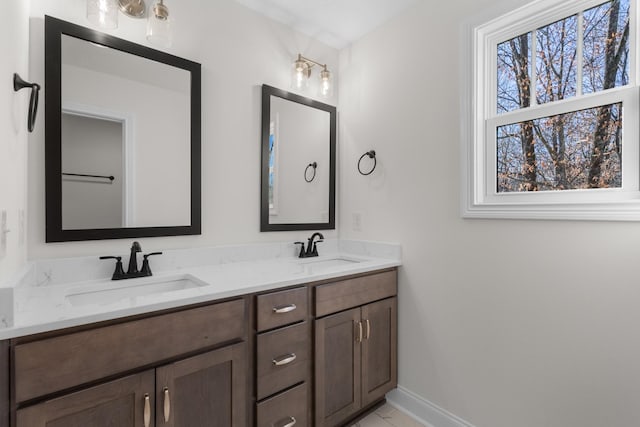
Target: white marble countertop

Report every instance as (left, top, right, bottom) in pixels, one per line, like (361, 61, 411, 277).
(0, 240, 401, 340)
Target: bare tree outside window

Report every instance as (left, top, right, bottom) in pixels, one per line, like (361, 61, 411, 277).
(496, 0, 629, 193)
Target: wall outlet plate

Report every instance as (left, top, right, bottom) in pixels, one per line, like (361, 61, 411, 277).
(352, 212, 362, 232)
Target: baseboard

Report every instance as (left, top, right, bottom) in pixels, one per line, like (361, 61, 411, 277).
(386, 386, 477, 427)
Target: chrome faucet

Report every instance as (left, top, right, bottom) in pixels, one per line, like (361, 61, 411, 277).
(100, 241, 163, 280)
(294, 232, 324, 258)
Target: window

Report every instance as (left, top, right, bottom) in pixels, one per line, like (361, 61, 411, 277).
(463, 0, 640, 220)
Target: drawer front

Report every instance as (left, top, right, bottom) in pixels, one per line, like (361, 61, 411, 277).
(257, 287, 307, 332)
(257, 382, 308, 427)
(14, 298, 246, 403)
(257, 322, 310, 400)
(315, 269, 397, 317)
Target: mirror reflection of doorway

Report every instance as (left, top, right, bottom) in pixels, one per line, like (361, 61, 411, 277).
(61, 112, 126, 230)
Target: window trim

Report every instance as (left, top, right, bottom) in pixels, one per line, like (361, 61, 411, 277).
(461, 0, 640, 220)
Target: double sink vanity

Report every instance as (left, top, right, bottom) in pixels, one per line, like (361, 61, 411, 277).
(0, 13, 401, 427)
(0, 240, 401, 427)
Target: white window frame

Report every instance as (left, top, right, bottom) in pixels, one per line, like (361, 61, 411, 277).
(461, 0, 640, 220)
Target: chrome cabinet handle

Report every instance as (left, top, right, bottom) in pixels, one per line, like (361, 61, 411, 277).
(276, 416, 297, 427)
(365, 319, 371, 340)
(272, 353, 297, 366)
(143, 394, 151, 427)
(163, 387, 171, 422)
(356, 321, 363, 343)
(273, 304, 297, 314)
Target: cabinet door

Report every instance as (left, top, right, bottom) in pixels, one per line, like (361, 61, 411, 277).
(361, 297, 397, 406)
(155, 342, 247, 427)
(315, 307, 361, 427)
(16, 370, 155, 427)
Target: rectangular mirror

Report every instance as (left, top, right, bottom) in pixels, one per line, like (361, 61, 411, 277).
(261, 85, 336, 231)
(45, 16, 201, 242)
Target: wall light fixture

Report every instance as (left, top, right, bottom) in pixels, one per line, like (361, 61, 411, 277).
(86, 0, 172, 47)
(292, 54, 333, 98)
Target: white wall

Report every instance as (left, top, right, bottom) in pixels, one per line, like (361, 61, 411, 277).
(0, 0, 30, 284)
(338, 1, 640, 427)
(27, 0, 339, 259)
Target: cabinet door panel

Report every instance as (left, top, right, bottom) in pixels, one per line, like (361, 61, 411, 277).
(315, 308, 361, 427)
(361, 297, 397, 406)
(156, 342, 247, 427)
(16, 370, 154, 427)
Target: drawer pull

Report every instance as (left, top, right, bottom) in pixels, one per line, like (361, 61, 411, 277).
(163, 387, 171, 422)
(276, 416, 297, 427)
(365, 319, 371, 340)
(143, 394, 151, 427)
(273, 304, 297, 314)
(272, 353, 297, 366)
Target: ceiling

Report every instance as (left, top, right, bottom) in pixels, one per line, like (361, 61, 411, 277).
(233, 0, 420, 49)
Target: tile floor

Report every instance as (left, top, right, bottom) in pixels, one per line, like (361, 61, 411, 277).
(351, 403, 426, 427)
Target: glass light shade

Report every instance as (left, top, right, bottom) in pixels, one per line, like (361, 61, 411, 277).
(147, 3, 172, 48)
(291, 59, 310, 90)
(87, 0, 118, 29)
(319, 68, 333, 98)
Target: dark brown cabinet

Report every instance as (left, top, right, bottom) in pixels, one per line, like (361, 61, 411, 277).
(1, 268, 398, 427)
(255, 286, 311, 427)
(314, 297, 397, 427)
(16, 370, 155, 427)
(361, 298, 398, 407)
(156, 343, 246, 427)
(16, 343, 246, 427)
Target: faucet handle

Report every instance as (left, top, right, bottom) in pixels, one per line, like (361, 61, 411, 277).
(311, 239, 324, 256)
(100, 256, 125, 280)
(294, 242, 306, 258)
(141, 252, 163, 276)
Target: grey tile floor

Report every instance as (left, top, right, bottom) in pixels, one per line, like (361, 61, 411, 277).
(351, 403, 426, 427)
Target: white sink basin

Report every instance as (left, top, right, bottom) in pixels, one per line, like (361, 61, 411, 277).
(296, 256, 363, 273)
(66, 275, 207, 306)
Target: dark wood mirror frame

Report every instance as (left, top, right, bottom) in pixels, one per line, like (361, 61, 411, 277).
(260, 85, 336, 232)
(45, 16, 201, 242)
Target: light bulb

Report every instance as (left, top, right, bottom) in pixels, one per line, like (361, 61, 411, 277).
(87, 0, 118, 29)
(291, 57, 310, 90)
(319, 67, 332, 98)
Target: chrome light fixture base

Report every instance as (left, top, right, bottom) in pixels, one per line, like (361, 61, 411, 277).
(118, 0, 146, 18)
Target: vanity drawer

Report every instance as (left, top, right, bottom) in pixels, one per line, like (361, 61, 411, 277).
(257, 321, 310, 400)
(315, 270, 397, 317)
(257, 382, 308, 427)
(13, 298, 246, 403)
(257, 287, 307, 332)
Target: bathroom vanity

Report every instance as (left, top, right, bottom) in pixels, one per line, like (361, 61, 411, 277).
(0, 243, 400, 427)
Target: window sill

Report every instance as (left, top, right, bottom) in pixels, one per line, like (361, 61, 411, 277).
(462, 200, 640, 221)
